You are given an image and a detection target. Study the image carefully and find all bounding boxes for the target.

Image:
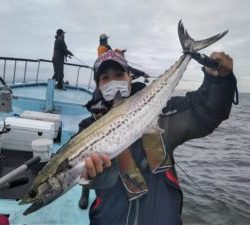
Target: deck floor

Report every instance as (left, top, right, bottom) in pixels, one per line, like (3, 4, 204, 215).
(0, 85, 94, 224)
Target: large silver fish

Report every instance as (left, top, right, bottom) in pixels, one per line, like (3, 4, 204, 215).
(20, 21, 228, 215)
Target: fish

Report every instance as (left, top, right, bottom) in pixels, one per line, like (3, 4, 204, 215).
(20, 20, 228, 215)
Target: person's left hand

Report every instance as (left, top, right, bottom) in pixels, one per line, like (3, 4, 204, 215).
(204, 52, 233, 77)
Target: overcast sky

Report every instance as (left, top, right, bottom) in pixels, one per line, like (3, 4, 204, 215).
(0, 0, 249, 92)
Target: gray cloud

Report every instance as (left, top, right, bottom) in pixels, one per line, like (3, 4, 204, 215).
(0, 0, 249, 92)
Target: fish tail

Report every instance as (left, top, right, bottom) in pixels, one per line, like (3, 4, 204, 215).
(178, 20, 228, 52)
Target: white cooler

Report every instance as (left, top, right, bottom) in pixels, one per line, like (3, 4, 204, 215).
(32, 138, 53, 162)
(20, 110, 61, 139)
(0, 117, 54, 152)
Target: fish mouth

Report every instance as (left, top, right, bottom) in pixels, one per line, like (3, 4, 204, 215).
(19, 196, 38, 205)
(21, 191, 63, 215)
(22, 201, 45, 215)
(19, 199, 29, 205)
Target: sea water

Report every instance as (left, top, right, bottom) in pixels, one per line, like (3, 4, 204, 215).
(176, 93, 250, 225)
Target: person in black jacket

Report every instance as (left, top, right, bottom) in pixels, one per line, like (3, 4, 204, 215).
(78, 50, 237, 225)
(114, 48, 150, 82)
(52, 29, 73, 89)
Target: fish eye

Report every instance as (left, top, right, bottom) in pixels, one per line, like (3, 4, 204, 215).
(28, 190, 37, 199)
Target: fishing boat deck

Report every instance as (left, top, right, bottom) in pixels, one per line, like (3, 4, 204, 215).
(0, 56, 96, 224)
(0, 85, 95, 225)
(1, 186, 95, 225)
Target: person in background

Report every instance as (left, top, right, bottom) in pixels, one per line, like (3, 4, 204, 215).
(114, 48, 150, 82)
(78, 50, 237, 225)
(97, 33, 112, 57)
(97, 34, 149, 81)
(52, 29, 73, 90)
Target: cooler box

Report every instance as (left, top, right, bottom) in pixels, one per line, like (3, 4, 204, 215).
(0, 89, 12, 112)
(0, 117, 54, 152)
(32, 138, 53, 162)
(20, 110, 61, 139)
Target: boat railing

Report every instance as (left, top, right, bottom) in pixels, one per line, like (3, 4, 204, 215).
(0, 57, 94, 90)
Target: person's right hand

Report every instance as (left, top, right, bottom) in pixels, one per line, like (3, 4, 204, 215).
(83, 153, 111, 179)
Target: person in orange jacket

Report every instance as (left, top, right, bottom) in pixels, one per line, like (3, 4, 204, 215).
(97, 33, 112, 57)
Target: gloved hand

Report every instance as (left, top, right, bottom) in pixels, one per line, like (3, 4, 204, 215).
(68, 52, 74, 57)
(204, 52, 233, 77)
(143, 73, 150, 78)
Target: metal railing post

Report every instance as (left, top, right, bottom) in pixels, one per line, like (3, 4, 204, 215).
(13, 60, 17, 84)
(23, 61, 27, 83)
(45, 79, 55, 112)
(87, 70, 93, 90)
(76, 67, 81, 87)
(3, 59, 6, 79)
(36, 60, 40, 83)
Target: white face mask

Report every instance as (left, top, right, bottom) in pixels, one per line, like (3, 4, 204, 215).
(99, 80, 131, 101)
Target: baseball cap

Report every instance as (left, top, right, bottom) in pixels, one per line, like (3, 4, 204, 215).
(93, 50, 129, 83)
(56, 29, 66, 35)
(99, 33, 109, 40)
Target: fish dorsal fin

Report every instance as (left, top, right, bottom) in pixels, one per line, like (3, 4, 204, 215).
(56, 158, 72, 174)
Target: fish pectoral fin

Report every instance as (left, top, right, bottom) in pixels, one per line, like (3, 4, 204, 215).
(56, 159, 72, 174)
(144, 117, 164, 135)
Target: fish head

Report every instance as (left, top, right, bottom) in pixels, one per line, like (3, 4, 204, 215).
(20, 176, 63, 215)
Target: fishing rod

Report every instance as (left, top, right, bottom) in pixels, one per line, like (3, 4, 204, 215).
(114, 48, 143, 68)
(175, 161, 224, 218)
(127, 61, 143, 68)
(72, 56, 93, 69)
(175, 162, 211, 199)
